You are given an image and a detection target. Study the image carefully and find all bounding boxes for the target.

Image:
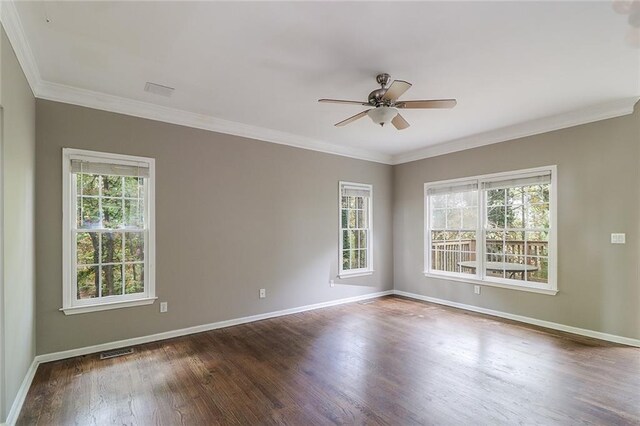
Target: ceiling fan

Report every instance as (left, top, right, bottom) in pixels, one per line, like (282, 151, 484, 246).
(318, 73, 456, 130)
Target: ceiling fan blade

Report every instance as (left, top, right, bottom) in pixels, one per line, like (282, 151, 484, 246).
(335, 110, 370, 127)
(392, 113, 410, 130)
(382, 80, 412, 102)
(396, 99, 457, 109)
(319, 99, 370, 106)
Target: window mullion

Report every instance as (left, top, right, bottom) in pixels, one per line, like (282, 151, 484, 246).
(478, 181, 485, 280)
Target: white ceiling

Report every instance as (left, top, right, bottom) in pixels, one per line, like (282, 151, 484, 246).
(6, 1, 640, 163)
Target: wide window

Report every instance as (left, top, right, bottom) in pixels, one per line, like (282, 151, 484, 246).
(62, 149, 156, 314)
(339, 182, 373, 278)
(425, 167, 556, 294)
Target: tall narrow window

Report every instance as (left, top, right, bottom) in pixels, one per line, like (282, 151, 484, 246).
(62, 149, 156, 314)
(339, 182, 373, 278)
(424, 166, 556, 294)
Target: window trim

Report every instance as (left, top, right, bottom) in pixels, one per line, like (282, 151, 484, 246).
(423, 165, 557, 295)
(338, 181, 374, 279)
(61, 148, 156, 315)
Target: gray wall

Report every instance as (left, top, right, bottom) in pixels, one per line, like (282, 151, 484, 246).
(35, 99, 394, 355)
(1, 26, 36, 420)
(394, 102, 640, 340)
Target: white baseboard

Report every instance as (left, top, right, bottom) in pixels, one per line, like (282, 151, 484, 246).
(4, 358, 38, 426)
(3, 290, 392, 424)
(36, 290, 393, 363)
(393, 290, 640, 347)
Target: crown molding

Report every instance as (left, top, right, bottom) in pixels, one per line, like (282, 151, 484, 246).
(391, 96, 640, 165)
(36, 81, 393, 164)
(0, 0, 41, 96)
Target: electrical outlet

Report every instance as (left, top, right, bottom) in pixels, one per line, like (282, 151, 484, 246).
(611, 233, 626, 244)
(259, 288, 266, 299)
(330, 280, 335, 287)
(474, 285, 481, 295)
(160, 302, 168, 313)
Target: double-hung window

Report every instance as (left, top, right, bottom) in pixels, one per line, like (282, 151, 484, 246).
(425, 166, 557, 294)
(339, 182, 373, 278)
(62, 148, 156, 314)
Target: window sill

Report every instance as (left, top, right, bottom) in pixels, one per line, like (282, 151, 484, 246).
(338, 270, 374, 279)
(423, 272, 558, 296)
(61, 297, 157, 315)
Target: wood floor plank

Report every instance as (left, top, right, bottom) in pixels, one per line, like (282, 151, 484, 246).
(16, 296, 640, 425)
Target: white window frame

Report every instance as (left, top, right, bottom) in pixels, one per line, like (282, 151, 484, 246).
(339, 181, 373, 278)
(424, 166, 557, 295)
(62, 148, 156, 314)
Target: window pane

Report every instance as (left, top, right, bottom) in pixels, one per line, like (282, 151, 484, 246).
(359, 249, 367, 269)
(524, 184, 549, 204)
(357, 210, 365, 228)
(485, 257, 505, 278)
(505, 255, 526, 282)
(125, 232, 144, 262)
(431, 231, 446, 242)
(102, 199, 123, 229)
(76, 232, 99, 265)
(525, 203, 549, 229)
(507, 187, 525, 205)
(527, 257, 548, 283)
(506, 205, 524, 228)
(487, 206, 505, 228)
(341, 209, 348, 228)
(78, 174, 100, 196)
(462, 191, 477, 206)
(447, 193, 462, 208)
(350, 250, 359, 269)
(446, 208, 461, 229)
(124, 200, 144, 228)
(348, 210, 357, 228)
(78, 197, 100, 228)
(526, 231, 549, 256)
(341, 196, 348, 209)
(102, 176, 123, 198)
(432, 208, 446, 229)
(486, 189, 505, 206)
(485, 231, 504, 256)
(342, 250, 350, 270)
(124, 177, 144, 198)
(356, 197, 365, 209)
(101, 232, 123, 263)
(359, 230, 367, 250)
(77, 265, 98, 299)
(505, 231, 525, 257)
(431, 194, 447, 208)
(101, 265, 123, 296)
(124, 264, 144, 294)
(348, 197, 356, 209)
(462, 207, 477, 229)
(432, 250, 460, 273)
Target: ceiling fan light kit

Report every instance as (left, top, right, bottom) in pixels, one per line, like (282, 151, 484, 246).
(319, 73, 457, 131)
(368, 106, 398, 127)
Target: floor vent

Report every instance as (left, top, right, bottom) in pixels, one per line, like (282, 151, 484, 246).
(100, 347, 134, 360)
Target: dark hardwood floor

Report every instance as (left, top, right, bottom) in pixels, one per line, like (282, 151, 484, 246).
(17, 296, 640, 425)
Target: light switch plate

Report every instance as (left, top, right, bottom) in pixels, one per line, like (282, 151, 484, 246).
(611, 233, 626, 244)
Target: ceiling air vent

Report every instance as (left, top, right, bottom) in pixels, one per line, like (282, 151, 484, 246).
(144, 82, 174, 97)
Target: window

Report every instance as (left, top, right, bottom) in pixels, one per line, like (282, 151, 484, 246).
(339, 182, 373, 278)
(62, 149, 156, 314)
(425, 166, 557, 294)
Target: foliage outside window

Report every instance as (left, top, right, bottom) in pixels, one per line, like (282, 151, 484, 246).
(62, 149, 156, 314)
(425, 167, 557, 294)
(339, 182, 373, 278)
